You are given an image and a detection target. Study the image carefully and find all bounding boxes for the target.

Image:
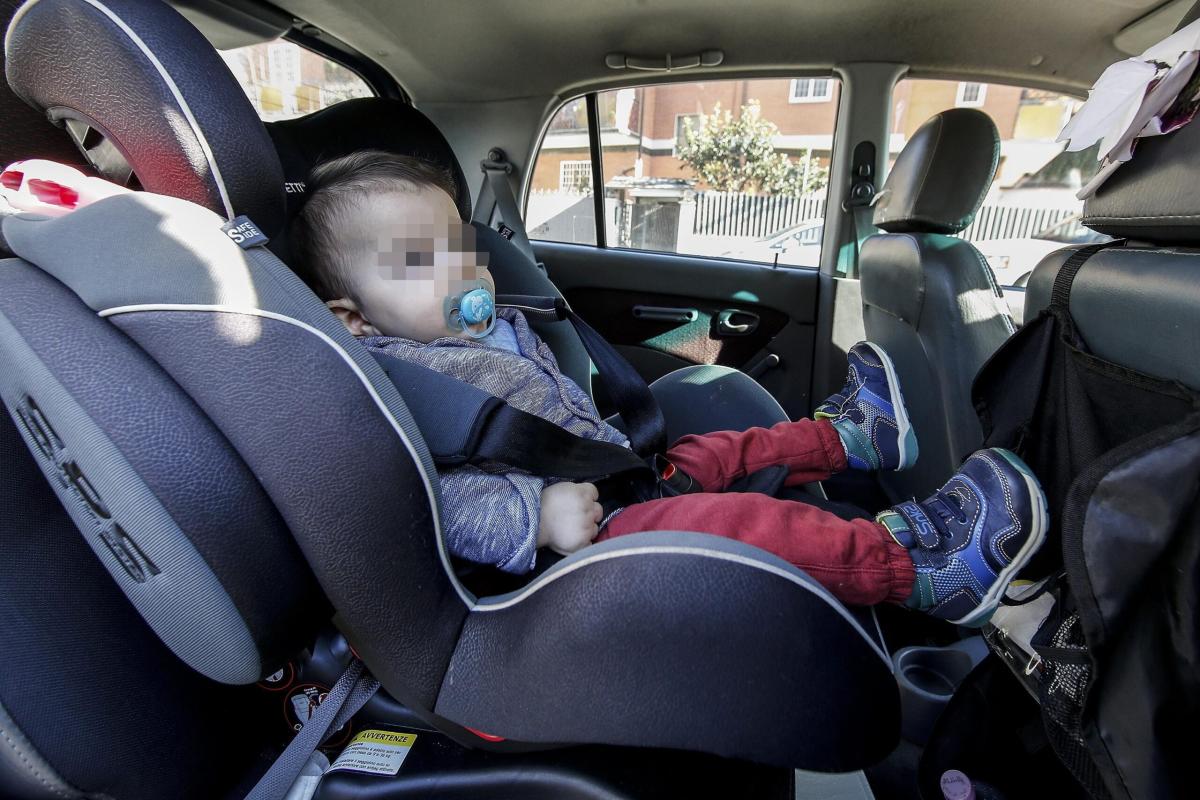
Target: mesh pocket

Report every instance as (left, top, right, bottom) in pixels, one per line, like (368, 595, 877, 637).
(1036, 610, 1111, 799)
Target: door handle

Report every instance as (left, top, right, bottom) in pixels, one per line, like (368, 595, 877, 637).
(633, 305, 699, 323)
(716, 309, 758, 336)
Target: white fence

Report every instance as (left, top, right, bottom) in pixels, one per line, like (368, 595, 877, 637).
(526, 188, 1082, 253)
(694, 191, 826, 238)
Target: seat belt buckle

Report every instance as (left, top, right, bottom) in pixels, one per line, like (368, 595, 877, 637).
(654, 454, 697, 497)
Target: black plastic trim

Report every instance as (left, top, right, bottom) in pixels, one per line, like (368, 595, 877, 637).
(585, 92, 607, 248)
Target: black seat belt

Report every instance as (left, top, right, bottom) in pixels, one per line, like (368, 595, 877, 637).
(495, 294, 667, 458)
(471, 147, 537, 265)
(371, 354, 654, 482)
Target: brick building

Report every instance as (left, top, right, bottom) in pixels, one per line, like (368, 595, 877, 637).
(531, 78, 1076, 193)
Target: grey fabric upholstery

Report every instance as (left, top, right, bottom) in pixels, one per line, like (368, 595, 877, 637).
(0, 258, 322, 683)
(873, 109, 999, 235)
(861, 109, 1013, 500)
(445, 531, 898, 772)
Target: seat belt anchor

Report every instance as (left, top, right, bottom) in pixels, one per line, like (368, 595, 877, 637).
(480, 147, 514, 175)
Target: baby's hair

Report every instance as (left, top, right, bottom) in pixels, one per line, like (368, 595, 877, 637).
(291, 149, 460, 300)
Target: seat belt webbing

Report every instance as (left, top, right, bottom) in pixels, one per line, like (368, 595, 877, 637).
(370, 351, 653, 479)
(245, 659, 379, 800)
(497, 294, 667, 457)
(471, 149, 537, 265)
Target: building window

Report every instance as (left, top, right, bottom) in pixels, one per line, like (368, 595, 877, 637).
(956, 82, 987, 108)
(559, 160, 592, 192)
(788, 78, 833, 104)
(674, 114, 701, 153)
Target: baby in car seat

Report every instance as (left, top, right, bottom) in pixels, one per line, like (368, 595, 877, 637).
(291, 149, 1048, 626)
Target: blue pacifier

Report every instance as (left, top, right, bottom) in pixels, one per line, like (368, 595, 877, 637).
(444, 282, 496, 338)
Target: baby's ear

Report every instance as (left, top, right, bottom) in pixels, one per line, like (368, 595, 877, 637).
(326, 298, 379, 337)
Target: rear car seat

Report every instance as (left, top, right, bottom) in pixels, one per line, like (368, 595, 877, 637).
(2, 0, 899, 782)
(860, 109, 1014, 500)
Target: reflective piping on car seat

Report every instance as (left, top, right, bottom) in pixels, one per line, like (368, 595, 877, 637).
(473, 543, 892, 668)
(5, 0, 235, 220)
(98, 304, 472, 608)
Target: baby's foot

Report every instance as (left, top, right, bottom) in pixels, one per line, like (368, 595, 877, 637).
(815, 341, 917, 471)
(878, 448, 1049, 627)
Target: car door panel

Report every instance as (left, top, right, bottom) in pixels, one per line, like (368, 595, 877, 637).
(534, 241, 818, 420)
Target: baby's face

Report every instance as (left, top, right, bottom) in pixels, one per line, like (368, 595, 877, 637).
(348, 185, 494, 342)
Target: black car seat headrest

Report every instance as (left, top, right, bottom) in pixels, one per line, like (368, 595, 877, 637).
(1081, 19, 1200, 247)
(873, 108, 999, 235)
(4, 0, 285, 235)
(267, 98, 473, 225)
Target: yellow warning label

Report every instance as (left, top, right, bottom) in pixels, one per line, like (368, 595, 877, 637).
(351, 730, 417, 747)
(327, 729, 417, 776)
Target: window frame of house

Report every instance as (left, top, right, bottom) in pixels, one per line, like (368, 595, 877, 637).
(955, 81, 987, 108)
(788, 78, 833, 104)
(558, 159, 593, 192)
(673, 113, 702, 155)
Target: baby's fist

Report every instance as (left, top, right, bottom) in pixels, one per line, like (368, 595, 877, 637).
(537, 481, 603, 556)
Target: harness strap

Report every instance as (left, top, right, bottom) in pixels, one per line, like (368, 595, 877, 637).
(370, 353, 655, 483)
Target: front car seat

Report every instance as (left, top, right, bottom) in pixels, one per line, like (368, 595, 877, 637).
(1, 0, 899, 779)
(860, 108, 1015, 500)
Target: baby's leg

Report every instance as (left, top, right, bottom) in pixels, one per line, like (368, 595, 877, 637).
(665, 418, 846, 492)
(597, 492, 914, 607)
(665, 341, 918, 492)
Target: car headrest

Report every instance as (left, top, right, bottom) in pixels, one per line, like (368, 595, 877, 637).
(267, 97, 473, 224)
(4, 0, 285, 235)
(873, 108, 999, 235)
(1080, 4, 1200, 247)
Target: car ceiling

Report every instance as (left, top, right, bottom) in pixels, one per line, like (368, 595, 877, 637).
(263, 0, 1191, 102)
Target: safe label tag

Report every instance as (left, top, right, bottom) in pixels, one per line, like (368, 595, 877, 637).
(326, 729, 416, 776)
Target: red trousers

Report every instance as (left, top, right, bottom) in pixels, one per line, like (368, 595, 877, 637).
(596, 418, 914, 606)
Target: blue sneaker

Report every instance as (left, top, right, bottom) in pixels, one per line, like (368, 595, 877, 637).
(878, 448, 1049, 627)
(815, 341, 917, 471)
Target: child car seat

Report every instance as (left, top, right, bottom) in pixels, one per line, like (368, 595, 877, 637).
(2, 0, 899, 776)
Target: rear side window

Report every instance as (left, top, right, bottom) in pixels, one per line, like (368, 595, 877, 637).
(525, 77, 840, 268)
(891, 79, 1106, 288)
(219, 39, 373, 121)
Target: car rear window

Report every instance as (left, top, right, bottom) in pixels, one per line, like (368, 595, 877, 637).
(525, 77, 840, 268)
(219, 39, 373, 122)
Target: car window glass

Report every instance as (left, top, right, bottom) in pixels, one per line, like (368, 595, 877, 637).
(891, 79, 1109, 287)
(525, 78, 840, 267)
(219, 39, 373, 121)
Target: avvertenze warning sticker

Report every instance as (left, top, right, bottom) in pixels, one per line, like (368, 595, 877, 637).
(326, 729, 417, 776)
